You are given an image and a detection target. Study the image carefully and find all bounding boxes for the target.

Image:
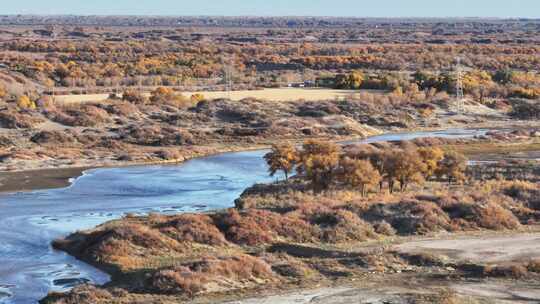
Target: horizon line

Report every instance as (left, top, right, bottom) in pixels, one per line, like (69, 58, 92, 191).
(1, 14, 539, 20)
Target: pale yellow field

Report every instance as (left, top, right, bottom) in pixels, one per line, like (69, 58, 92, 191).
(54, 88, 367, 104)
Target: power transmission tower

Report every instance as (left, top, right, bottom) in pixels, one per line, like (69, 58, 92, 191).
(455, 57, 465, 114)
(223, 58, 233, 99)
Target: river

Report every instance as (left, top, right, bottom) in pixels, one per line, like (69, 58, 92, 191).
(0, 128, 488, 304)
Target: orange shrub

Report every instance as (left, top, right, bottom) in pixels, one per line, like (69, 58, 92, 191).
(150, 254, 275, 296)
(157, 214, 228, 246)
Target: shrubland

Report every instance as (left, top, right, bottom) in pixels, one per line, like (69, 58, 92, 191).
(45, 176, 540, 303)
(46, 134, 540, 302)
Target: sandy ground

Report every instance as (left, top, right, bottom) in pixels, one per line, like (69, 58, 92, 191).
(223, 287, 417, 304)
(224, 282, 540, 304)
(395, 233, 540, 264)
(452, 282, 540, 303)
(0, 167, 88, 193)
(54, 88, 368, 103)
(226, 233, 540, 304)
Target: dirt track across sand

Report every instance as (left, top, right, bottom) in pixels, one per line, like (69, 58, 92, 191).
(223, 287, 419, 304)
(396, 233, 540, 264)
(225, 233, 540, 304)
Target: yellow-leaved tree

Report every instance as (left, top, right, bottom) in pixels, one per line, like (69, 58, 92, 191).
(418, 147, 445, 180)
(387, 149, 427, 192)
(17, 95, 36, 110)
(297, 140, 341, 191)
(436, 150, 468, 184)
(263, 142, 299, 181)
(338, 157, 381, 197)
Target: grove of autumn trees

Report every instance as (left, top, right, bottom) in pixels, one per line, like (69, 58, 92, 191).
(3, 23, 540, 94)
(320, 68, 540, 103)
(264, 140, 468, 195)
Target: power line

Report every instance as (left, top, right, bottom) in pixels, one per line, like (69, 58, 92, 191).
(455, 57, 465, 114)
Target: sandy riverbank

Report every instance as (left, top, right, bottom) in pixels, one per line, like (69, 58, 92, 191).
(0, 144, 267, 194)
(0, 167, 89, 193)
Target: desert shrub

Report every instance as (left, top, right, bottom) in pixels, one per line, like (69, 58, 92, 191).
(373, 221, 396, 236)
(503, 181, 540, 210)
(364, 200, 451, 235)
(296, 101, 341, 117)
(402, 252, 445, 267)
(157, 214, 228, 246)
(53, 222, 179, 267)
(0, 110, 43, 128)
(155, 149, 183, 161)
(150, 254, 274, 295)
(150, 87, 193, 108)
(47, 104, 111, 127)
(41, 285, 113, 304)
(527, 259, 540, 273)
(151, 266, 206, 296)
(268, 254, 317, 278)
(316, 210, 377, 243)
(0, 135, 14, 148)
(122, 125, 194, 146)
(122, 89, 147, 104)
(31, 130, 77, 145)
(106, 101, 139, 116)
(471, 203, 521, 230)
(510, 99, 540, 119)
(483, 264, 528, 278)
(214, 209, 316, 246)
(235, 184, 320, 210)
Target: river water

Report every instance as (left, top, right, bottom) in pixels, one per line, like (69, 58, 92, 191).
(0, 129, 488, 303)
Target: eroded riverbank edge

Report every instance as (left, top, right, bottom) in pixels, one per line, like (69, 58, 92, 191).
(0, 143, 270, 194)
(3, 119, 538, 194)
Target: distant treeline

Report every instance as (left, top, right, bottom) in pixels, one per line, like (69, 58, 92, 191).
(1, 15, 540, 28)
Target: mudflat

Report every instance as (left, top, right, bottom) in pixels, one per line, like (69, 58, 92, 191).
(0, 167, 87, 193)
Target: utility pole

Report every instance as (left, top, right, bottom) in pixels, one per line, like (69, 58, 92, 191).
(455, 57, 465, 114)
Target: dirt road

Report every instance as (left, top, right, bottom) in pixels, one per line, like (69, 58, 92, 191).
(396, 233, 540, 264)
(224, 233, 540, 304)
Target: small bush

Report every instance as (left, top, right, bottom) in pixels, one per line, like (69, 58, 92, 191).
(47, 104, 111, 127)
(41, 285, 112, 304)
(483, 264, 528, 278)
(472, 203, 521, 230)
(373, 221, 396, 236)
(150, 254, 275, 296)
(527, 259, 540, 273)
(214, 209, 316, 246)
(157, 214, 228, 246)
(31, 130, 77, 145)
(122, 89, 147, 104)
